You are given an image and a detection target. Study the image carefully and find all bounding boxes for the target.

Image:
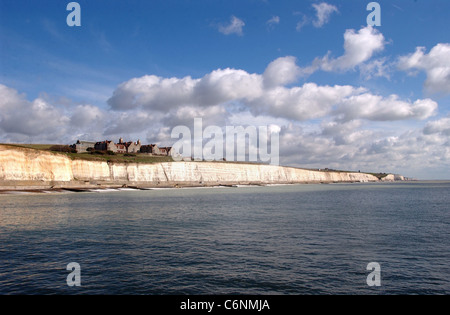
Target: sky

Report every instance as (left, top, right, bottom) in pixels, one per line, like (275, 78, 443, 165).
(0, 0, 450, 179)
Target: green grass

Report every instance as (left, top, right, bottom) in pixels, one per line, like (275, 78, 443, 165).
(0, 143, 174, 164)
(0, 143, 54, 150)
(65, 152, 174, 164)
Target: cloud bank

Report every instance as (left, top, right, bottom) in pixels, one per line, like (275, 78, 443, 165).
(107, 50, 435, 124)
(1, 25, 449, 179)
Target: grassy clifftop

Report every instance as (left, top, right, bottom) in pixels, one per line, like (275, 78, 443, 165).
(0, 143, 174, 164)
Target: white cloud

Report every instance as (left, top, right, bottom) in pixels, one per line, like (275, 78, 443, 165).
(423, 116, 450, 135)
(108, 55, 435, 125)
(319, 26, 385, 72)
(108, 75, 200, 110)
(103, 111, 160, 136)
(218, 16, 245, 36)
(277, 120, 450, 179)
(195, 68, 263, 105)
(335, 94, 438, 122)
(70, 104, 104, 128)
(295, 14, 309, 32)
(359, 58, 391, 80)
(398, 43, 450, 94)
(320, 120, 373, 146)
(1, 80, 448, 179)
(312, 2, 338, 28)
(292, 26, 386, 77)
(263, 56, 302, 88)
(294, 2, 337, 32)
(109, 64, 355, 122)
(2, 25, 448, 179)
(267, 16, 280, 28)
(0, 84, 69, 140)
(0, 84, 112, 143)
(108, 69, 264, 111)
(249, 83, 357, 121)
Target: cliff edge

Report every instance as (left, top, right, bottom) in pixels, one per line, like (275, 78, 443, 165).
(0, 144, 402, 190)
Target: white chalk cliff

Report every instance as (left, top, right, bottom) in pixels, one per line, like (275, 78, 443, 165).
(0, 145, 400, 190)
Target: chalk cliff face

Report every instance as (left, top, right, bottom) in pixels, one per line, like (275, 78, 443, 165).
(381, 174, 405, 181)
(0, 146, 73, 181)
(0, 145, 394, 190)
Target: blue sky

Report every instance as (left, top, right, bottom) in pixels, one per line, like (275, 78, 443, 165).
(1, 0, 450, 179)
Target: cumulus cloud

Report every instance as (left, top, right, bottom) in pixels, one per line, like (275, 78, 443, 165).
(263, 56, 302, 88)
(109, 61, 352, 122)
(278, 120, 450, 178)
(103, 111, 158, 136)
(423, 116, 450, 135)
(319, 26, 385, 72)
(335, 94, 437, 122)
(278, 123, 373, 169)
(107, 75, 200, 111)
(1, 80, 448, 178)
(70, 104, 104, 128)
(292, 26, 386, 76)
(102, 50, 444, 176)
(195, 68, 263, 105)
(398, 43, 450, 94)
(0, 84, 113, 143)
(163, 105, 227, 128)
(249, 83, 357, 121)
(218, 16, 245, 36)
(312, 2, 338, 28)
(2, 25, 448, 178)
(108, 55, 434, 125)
(320, 120, 374, 146)
(359, 58, 391, 80)
(0, 84, 69, 140)
(108, 69, 263, 111)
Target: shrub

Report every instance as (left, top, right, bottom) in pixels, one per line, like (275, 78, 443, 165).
(50, 145, 76, 153)
(90, 150, 106, 155)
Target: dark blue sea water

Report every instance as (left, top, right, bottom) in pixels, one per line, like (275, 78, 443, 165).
(0, 182, 449, 295)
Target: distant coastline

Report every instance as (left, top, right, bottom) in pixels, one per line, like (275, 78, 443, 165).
(0, 144, 407, 192)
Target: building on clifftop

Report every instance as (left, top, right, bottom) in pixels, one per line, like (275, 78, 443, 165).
(140, 144, 173, 156)
(73, 140, 96, 153)
(94, 138, 141, 153)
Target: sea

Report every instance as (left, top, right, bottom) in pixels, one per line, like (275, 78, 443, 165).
(0, 181, 449, 295)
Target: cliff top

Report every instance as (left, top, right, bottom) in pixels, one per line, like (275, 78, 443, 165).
(0, 143, 394, 179)
(0, 143, 173, 164)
